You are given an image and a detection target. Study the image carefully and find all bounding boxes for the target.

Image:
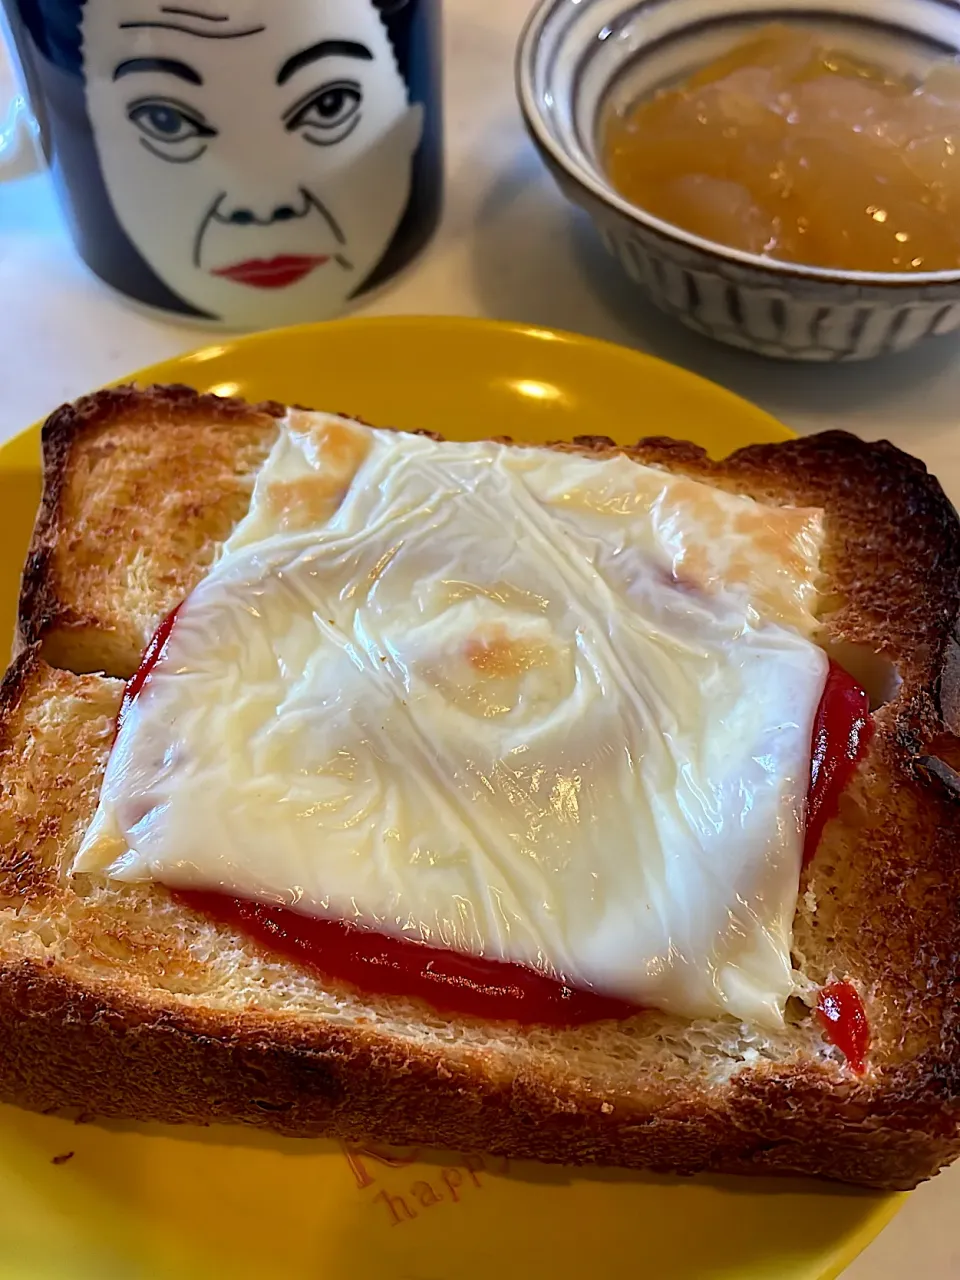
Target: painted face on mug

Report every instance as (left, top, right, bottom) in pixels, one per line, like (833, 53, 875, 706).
(81, 0, 423, 326)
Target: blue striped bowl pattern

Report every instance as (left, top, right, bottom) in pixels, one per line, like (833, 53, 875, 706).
(517, 0, 960, 361)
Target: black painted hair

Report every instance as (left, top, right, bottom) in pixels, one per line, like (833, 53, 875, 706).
(13, 0, 81, 71)
(14, 0, 416, 84)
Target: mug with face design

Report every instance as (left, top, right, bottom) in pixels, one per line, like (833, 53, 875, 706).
(0, 0, 442, 329)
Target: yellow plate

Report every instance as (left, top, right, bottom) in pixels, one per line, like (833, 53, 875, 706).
(0, 317, 899, 1280)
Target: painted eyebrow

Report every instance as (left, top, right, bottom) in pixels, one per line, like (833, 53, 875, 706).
(277, 41, 374, 86)
(118, 21, 265, 38)
(113, 56, 203, 84)
(161, 6, 228, 19)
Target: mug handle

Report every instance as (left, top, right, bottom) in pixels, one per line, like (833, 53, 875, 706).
(0, 13, 43, 182)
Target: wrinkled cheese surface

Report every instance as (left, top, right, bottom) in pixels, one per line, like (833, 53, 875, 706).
(75, 413, 827, 1025)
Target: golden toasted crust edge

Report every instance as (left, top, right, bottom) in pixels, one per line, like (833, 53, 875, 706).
(18, 385, 284, 673)
(1, 946, 958, 1191)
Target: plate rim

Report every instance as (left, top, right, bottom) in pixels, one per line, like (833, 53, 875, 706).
(108, 314, 790, 444)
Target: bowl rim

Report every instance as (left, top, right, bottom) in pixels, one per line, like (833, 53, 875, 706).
(515, 0, 960, 290)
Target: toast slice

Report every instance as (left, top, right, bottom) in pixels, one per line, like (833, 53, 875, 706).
(3, 385, 960, 1190)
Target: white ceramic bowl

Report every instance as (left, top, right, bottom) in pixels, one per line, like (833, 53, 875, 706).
(517, 0, 960, 361)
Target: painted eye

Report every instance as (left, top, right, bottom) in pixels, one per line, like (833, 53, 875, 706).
(285, 81, 362, 145)
(128, 99, 216, 145)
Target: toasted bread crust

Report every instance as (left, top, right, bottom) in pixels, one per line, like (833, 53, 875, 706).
(19, 386, 282, 676)
(2, 953, 958, 1191)
(4, 388, 960, 1189)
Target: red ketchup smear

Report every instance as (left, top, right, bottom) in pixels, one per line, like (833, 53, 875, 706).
(116, 605, 181, 734)
(121, 621, 871, 1027)
(173, 889, 637, 1025)
(804, 661, 873, 867)
(816, 980, 869, 1075)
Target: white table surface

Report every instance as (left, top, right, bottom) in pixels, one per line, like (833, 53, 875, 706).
(1, 3, 959, 1275)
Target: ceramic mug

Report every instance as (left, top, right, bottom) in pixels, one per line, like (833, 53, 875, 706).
(0, 0, 442, 328)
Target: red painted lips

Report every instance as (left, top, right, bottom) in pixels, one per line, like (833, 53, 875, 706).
(211, 255, 330, 289)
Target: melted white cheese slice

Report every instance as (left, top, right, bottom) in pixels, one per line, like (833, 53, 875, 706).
(75, 412, 827, 1026)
